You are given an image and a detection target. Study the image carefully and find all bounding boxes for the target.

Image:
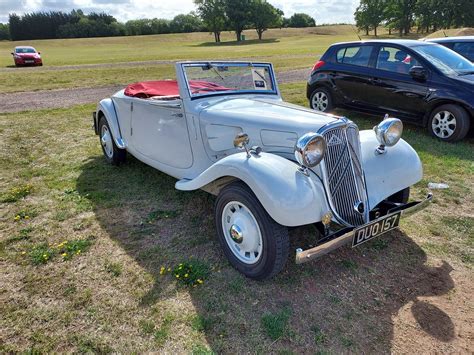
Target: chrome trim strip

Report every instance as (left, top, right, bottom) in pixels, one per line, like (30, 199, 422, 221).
(295, 193, 433, 264)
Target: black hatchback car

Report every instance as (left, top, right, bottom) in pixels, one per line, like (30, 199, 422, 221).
(307, 40, 474, 141)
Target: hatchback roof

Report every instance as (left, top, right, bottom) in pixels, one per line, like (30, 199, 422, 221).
(15, 46, 36, 49)
(331, 39, 435, 47)
(425, 36, 474, 43)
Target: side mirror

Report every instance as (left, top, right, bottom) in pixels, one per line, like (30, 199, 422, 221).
(409, 66, 427, 81)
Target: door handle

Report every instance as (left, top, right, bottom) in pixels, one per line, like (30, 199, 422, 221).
(371, 78, 383, 84)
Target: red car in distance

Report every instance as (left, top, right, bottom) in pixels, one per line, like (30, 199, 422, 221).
(11, 46, 43, 67)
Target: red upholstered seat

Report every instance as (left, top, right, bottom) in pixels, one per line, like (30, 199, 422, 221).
(124, 80, 231, 98)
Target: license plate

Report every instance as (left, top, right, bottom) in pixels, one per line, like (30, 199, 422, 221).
(352, 211, 401, 247)
(25, 60, 34, 63)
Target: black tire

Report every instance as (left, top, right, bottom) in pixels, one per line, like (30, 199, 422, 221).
(98, 116, 126, 165)
(428, 104, 471, 142)
(309, 87, 333, 112)
(215, 182, 290, 280)
(387, 187, 410, 204)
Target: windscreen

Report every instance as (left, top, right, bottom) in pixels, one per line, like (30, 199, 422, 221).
(15, 47, 36, 53)
(412, 44, 474, 75)
(183, 63, 276, 98)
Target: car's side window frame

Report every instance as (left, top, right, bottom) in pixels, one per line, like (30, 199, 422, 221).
(334, 44, 375, 68)
(370, 44, 431, 79)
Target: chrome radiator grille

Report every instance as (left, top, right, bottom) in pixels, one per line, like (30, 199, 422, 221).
(320, 122, 368, 226)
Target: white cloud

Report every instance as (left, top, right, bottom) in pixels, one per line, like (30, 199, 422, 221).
(0, 0, 359, 24)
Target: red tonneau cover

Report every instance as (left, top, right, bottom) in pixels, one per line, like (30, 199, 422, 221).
(124, 80, 230, 98)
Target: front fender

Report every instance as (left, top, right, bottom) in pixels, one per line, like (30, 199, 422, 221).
(96, 98, 126, 149)
(175, 152, 329, 227)
(360, 130, 423, 209)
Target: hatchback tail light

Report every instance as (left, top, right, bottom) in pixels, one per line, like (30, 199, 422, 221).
(312, 60, 325, 71)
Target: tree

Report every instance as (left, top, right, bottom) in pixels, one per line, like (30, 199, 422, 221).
(225, 0, 253, 41)
(0, 23, 10, 40)
(169, 12, 203, 33)
(194, 0, 226, 42)
(288, 13, 316, 28)
(354, 0, 385, 36)
(251, 0, 283, 40)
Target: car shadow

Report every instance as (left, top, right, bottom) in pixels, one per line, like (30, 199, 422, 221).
(76, 154, 456, 352)
(190, 38, 279, 47)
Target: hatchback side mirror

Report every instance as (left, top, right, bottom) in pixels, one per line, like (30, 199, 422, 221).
(409, 66, 427, 81)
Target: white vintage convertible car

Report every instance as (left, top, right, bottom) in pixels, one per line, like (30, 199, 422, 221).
(93, 61, 432, 279)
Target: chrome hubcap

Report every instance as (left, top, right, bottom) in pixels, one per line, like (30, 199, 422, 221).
(432, 111, 456, 139)
(312, 91, 328, 111)
(222, 201, 263, 264)
(101, 125, 114, 158)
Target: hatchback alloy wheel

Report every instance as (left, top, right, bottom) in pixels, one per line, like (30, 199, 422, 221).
(431, 110, 456, 139)
(312, 91, 329, 111)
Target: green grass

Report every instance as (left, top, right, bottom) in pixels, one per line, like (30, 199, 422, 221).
(261, 307, 292, 340)
(0, 25, 415, 93)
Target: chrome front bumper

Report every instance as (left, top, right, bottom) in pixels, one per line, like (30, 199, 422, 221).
(295, 193, 433, 264)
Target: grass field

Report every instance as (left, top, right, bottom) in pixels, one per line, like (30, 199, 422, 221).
(1, 26, 473, 353)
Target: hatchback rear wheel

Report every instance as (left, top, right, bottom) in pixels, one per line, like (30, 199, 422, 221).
(428, 104, 470, 142)
(309, 88, 333, 112)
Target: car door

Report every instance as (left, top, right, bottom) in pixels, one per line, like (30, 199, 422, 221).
(130, 98, 193, 169)
(365, 45, 428, 121)
(331, 44, 375, 108)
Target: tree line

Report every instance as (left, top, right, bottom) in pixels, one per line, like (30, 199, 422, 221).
(355, 0, 474, 36)
(0, 0, 316, 42)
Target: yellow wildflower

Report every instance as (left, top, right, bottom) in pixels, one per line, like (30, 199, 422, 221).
(62, 253, 67, 257)
(176, 274, 180, 278)
(167, 268, 171, 272)
(76, 250, 81, 254)
(43, 254, 47, 258)
(197, 279, 203, 284)
(184, 273, 188, 278)
(21, 251, 26, 255)
(14, 215, 20, 221)
(24, 215, 30, 219)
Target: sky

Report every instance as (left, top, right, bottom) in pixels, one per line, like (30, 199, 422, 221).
(0, 0, 359, 25)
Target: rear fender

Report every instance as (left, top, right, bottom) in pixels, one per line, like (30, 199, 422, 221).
(360, 130, 423, 209)
(96, 98, 126, 149)
(175, 152, 329, 227)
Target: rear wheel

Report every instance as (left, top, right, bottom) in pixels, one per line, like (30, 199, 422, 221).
(309, 88, 333, 112)
(428, 104, 470, 142)
(98, 117, 126, 165)
(215, 182, 289, 280)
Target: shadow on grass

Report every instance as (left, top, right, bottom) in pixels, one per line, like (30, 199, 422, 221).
(76, 154, 456, 352)
(191, 38, 279, 47)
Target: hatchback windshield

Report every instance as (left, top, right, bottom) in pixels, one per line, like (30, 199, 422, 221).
(412, 44, 474, 75)
(182, 62, 276, 98)
(15, 47, 36, 53)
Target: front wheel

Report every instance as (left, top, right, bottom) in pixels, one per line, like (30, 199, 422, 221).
(428, 104, 470, 142)
(98, 117, 126, 165)
(309, 87, 333, 112)
(215, 182, 289, 280)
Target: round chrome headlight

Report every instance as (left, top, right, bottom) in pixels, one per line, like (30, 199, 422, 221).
(374, 117, 403, 147)
(294, 132, 327, 168)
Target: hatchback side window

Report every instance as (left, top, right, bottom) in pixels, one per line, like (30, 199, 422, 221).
(376, 46, 421, 74)
(453, 42, 474, 61)
(336, 46, 373, 67)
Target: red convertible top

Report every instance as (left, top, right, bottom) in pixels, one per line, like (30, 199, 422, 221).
(124, 80, 231, 98)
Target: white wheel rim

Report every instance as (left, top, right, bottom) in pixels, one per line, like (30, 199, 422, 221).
(101, 125, 114, 158)
(221, 201, 263, 264)
(312, 91, 329, 111)
(432, 110, 457, 139)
